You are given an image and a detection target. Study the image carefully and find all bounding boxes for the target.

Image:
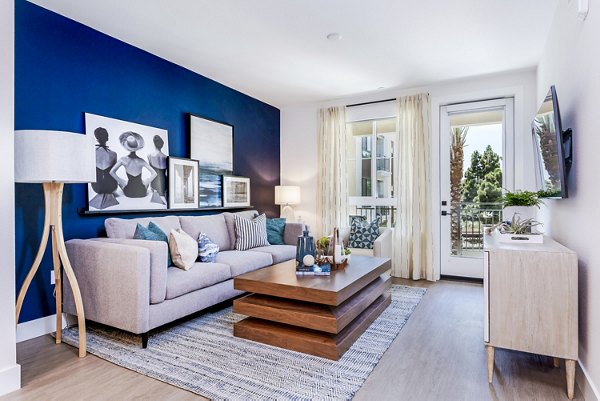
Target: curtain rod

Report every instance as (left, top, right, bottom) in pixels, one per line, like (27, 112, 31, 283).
(346, 92, 430, 108)
(346, 98, 396, 108)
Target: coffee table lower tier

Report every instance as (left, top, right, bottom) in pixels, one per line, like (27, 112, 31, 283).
(233, 275, 391, 360)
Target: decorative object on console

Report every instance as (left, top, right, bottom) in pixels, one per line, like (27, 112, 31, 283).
(274, 185, 301, 221)
(502, 190, 542, 222)
(487, 214, 544, 244)
(168, 157, 199, 209)
(85, 113, 169, 212)
(234, 213, 269, 251)
(223, 176, 250, 207)
(349, 215, 381, 249)
(169, 229, 198, 270)
(189, 114, 233, 208)
(197, 232, 219, 263)
(15, 130, 96, 358)
(133, 222, 172, 266)
(295, 226, 316, 269)
(266, 218, 286, 245)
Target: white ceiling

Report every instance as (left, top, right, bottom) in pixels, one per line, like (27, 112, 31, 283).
(29, 0, 559, 107)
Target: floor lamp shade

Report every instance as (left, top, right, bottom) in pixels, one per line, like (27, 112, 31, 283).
(15, 130, 95, 183)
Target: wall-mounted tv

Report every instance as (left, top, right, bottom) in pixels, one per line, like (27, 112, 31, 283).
(531, 85, 572, 198)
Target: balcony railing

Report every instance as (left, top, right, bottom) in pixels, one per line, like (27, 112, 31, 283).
(349, 205, 397, 227)
(451, 201, 503, 257)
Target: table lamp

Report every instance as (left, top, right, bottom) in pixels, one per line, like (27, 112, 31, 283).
(275, 185, 301, 221)
(15, 130, 95, 358)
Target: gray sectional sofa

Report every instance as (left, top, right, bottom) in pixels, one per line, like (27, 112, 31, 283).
(63, 210, 303, 347)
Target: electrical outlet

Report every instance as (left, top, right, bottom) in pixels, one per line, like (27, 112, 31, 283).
(50, 272, 55, 286)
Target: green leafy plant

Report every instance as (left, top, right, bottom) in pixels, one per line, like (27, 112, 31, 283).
(344, 248, 352, 256)
(503, 190, 544, 208)
(500, 214, 543, 234)
(537, 188, 561, 198)
(317, 236, 330, 249)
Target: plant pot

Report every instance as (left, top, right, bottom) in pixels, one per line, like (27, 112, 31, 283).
(502, 206, 536, 222)
(494, 229, 544, 244)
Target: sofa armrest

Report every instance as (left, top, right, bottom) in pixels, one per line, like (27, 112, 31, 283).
(93, 238, 168, 304)
(64, 239, 151, 334)
(283, 223, 304, 246)
(373, 228, 393, 260)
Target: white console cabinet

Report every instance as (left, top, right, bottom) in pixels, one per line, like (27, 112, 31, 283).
(483, 234, 578, 399)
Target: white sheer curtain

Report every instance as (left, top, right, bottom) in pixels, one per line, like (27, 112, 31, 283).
(317, 106, 348, 237)
(393, 94, 435, 280)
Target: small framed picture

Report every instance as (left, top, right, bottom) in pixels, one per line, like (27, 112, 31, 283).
(168, 157, 199, 209)
(222, 176, 250, 207)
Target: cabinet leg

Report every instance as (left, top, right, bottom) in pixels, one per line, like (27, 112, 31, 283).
(487, 345, 495, 383)
(553, 357, 560, 368)
(566, 360, 575, 400)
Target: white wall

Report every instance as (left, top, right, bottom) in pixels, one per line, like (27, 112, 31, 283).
(0, 0, 21, 396)
(281, 69, 537, 276)
(536, 1, 600, 399)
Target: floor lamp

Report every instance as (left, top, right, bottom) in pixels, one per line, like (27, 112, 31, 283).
(275, 185, 301, 221)
(15, 130, 95, 358)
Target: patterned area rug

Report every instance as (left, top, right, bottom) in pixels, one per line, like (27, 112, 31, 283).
(61, 285, 426, 400)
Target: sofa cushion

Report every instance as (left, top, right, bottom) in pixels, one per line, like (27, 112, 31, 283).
(179, 214, 231, 251)
(165, 262, 231, 300)
(223, 210, 258, 251)
(198, 232, 219, 263)
(216, 250, 273, 277)
(169, 229, 198, 271)
(266, 218, 286, 245)
(133, 222, 172, 267)
(349, 216, 381, 249)
(252, 245, 296, 264)
(105, 216, 181, 239)
(234, 213, 269, 251)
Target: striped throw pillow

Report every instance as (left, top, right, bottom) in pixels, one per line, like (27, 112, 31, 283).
(234, 213, 269, 251)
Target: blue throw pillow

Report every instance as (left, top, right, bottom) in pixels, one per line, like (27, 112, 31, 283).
(266, 218, 286, 245)
(349, 216, 381, 249)
(197, 232, 219, 263)
(134, 222, 172, 266)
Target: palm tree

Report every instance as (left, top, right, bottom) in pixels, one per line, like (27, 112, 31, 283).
(450, 127, 468, 255)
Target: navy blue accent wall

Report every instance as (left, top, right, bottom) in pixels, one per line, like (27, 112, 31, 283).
(15, 1, 280, 323)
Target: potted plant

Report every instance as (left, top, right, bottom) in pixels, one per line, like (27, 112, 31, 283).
(502, 190, 543, 222)
(486, 214, 544, 243)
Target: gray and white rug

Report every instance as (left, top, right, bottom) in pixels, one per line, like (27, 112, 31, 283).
(62, 285, 426, 401)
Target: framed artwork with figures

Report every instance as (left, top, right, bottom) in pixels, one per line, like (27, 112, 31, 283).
(85, 113, 169, 212)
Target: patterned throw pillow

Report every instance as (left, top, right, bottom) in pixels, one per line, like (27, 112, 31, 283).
(198, 232, 219, 263)
(266, 218, 286, 245)
(234, 213, 269, 251)
(133, 222, 172, 266)
(349, 216, 381, 249)
(169, 229, 198, 271)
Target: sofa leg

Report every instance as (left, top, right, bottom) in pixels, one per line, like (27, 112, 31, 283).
(141, 332, 149, 348)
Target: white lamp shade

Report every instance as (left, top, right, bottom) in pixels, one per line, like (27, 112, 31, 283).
(15, 130, 96, 183)
(275, 185, 301, 205)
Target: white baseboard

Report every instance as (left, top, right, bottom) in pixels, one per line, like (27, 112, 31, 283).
(0, 364, 21, 396)
(16, 314, 67, 343)
(577, 361, 599, 401)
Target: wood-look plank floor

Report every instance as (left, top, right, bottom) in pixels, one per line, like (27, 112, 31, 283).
(2, 279, 582, 401)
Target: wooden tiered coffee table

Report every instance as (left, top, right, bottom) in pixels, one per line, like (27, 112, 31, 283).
(233, 255, 391, 360)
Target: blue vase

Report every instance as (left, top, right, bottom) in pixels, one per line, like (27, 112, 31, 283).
(296, 226, 316, 267)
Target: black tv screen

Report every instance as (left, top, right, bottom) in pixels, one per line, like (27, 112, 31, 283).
(532, 85, 570, 198)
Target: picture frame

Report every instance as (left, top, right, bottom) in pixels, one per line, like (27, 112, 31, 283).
(222, 176, 251, 207)
(189, 114, 234, 207)
(85, 113, 170, 212)
(168, 157, 199, 209)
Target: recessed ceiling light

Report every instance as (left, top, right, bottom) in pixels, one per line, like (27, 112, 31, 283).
(378, 86, 385, 90)
(326, 33, 342, 41)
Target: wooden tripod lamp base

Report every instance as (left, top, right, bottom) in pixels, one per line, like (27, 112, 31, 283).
(15, 183, 87, 358)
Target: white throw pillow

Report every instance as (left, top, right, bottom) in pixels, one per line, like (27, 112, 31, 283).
(234, 213, 269, 251)
(169, 229, 198, 270)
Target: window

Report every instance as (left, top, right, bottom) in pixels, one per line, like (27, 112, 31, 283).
(346, 117, 397, 227)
